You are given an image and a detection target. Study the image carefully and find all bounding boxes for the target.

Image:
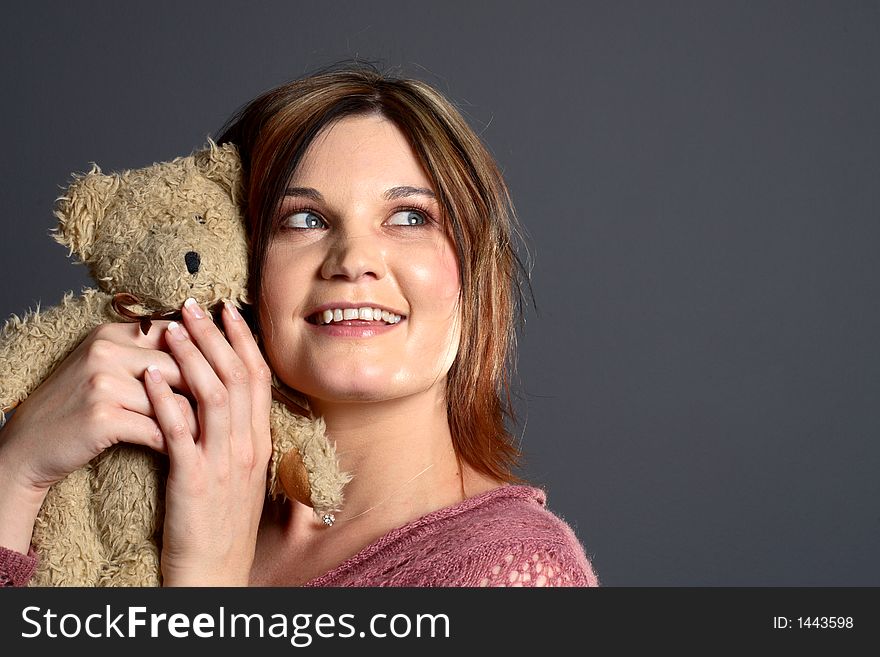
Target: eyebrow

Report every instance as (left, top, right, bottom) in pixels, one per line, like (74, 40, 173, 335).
(284, 187, 324, 201)
(284, 186, 436, 201)
(384, 186, 436, 201)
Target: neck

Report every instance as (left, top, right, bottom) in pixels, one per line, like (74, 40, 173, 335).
(290, 385, 466, 534)
(255, 384, 507, 585)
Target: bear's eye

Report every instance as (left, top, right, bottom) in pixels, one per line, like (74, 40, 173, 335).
(193, 213, 206, 224)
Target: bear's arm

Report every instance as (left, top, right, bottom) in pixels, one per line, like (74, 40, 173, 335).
(0, 288, 113, 417)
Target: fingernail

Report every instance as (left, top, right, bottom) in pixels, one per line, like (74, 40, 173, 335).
(147, 365, 163, 383)
(184, 297, 205, 319)
(167, 321, 187, 341)
(224, 299, 241, 320)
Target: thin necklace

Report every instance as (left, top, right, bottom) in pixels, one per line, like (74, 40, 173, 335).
(321, 463, 436, 527)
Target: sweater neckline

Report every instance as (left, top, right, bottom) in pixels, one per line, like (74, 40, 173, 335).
(303, 483, 547, 587)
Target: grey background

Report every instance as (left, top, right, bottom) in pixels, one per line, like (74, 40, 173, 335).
(2, 1, 878, 586)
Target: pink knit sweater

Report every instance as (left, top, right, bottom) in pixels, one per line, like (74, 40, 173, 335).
(302, 485, 599, 586)
(1, 485, 599, 587)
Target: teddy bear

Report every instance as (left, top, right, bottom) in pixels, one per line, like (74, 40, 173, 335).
(0, 141, 350, 586)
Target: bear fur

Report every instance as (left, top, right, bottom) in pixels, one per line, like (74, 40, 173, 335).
(0, 142, 350, 586)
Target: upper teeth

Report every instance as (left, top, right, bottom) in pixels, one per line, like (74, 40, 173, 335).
(318, 307, 403, 324)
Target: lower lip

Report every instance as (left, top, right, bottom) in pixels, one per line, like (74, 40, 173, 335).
(306, 318, 405, 337)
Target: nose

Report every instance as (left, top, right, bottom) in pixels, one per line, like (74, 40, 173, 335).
(320, 231, 386, 281)
(185, 251, 201, 275)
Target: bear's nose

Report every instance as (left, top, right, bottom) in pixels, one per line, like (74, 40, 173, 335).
(184, 251, 201, 275)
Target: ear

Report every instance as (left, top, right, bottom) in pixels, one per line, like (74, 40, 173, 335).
(193, 139, 243, 204)
(52, 166, 120, 261)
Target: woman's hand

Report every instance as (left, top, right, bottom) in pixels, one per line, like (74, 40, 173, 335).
(144, 298, 273, 587)
(0, 320, 195, 554)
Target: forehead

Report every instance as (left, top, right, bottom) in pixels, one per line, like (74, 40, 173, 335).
(291, 114, 434, 192)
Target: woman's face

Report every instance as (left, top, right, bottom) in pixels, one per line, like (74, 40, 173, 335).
(259, 114, 461, 406)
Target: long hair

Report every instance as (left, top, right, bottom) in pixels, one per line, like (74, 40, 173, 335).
(217, 63, 532, 484)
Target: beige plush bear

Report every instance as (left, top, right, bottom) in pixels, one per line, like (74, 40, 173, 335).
(0, 142, 350, 586)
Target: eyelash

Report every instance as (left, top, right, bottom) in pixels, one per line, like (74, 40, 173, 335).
(277, 202, 438, 231)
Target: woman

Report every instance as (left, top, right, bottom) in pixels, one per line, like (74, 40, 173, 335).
(0, 65, 599, 587)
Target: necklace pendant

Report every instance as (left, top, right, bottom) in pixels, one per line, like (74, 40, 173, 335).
(322, 513, 335, 527)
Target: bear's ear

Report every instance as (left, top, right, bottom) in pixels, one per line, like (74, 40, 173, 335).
(52, 165, 120, 261)
(193, 139, 243, 204)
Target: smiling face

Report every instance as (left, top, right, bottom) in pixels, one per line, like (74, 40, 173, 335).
(259, 114, 462, 407)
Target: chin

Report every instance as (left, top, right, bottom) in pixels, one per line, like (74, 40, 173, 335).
(294, 372, 400, 403)
(316, 389, 394, 404)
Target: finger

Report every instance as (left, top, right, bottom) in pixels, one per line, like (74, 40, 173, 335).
(164, 319, 231, 458)
(101, 407, 169, 455)
(84, 324, 193, 396)
(180, 298, 252, 445)
(131, 348, 194, 397)
(174, 394, 201, 441)
(221, 301, 272, 425)
(144, 365, 197, 467)
(91, 320, 177, 351)
(222, 301, 272, 468)
(93, 376, 198, 438)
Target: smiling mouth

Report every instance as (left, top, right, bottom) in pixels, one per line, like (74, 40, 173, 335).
(306, 308, 405, 325)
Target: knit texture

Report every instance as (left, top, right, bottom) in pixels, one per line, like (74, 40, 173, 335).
(303, 485, 599, 587)
(0, 545, 37, 587)
(0, 485, 599, 587)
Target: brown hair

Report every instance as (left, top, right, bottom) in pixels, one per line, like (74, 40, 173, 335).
(217, 62, 532, 484)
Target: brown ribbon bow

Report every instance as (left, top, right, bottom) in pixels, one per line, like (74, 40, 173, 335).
(111, 293, 182, 335)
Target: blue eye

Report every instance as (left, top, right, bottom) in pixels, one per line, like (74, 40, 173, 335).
(283, 211, 326, 229)
(387, 210, 427, 226)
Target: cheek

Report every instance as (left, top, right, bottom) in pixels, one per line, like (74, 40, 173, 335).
(405, 240, 462, 373)
(408, 239, 461, 312)
(257, 247, 305, 354)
